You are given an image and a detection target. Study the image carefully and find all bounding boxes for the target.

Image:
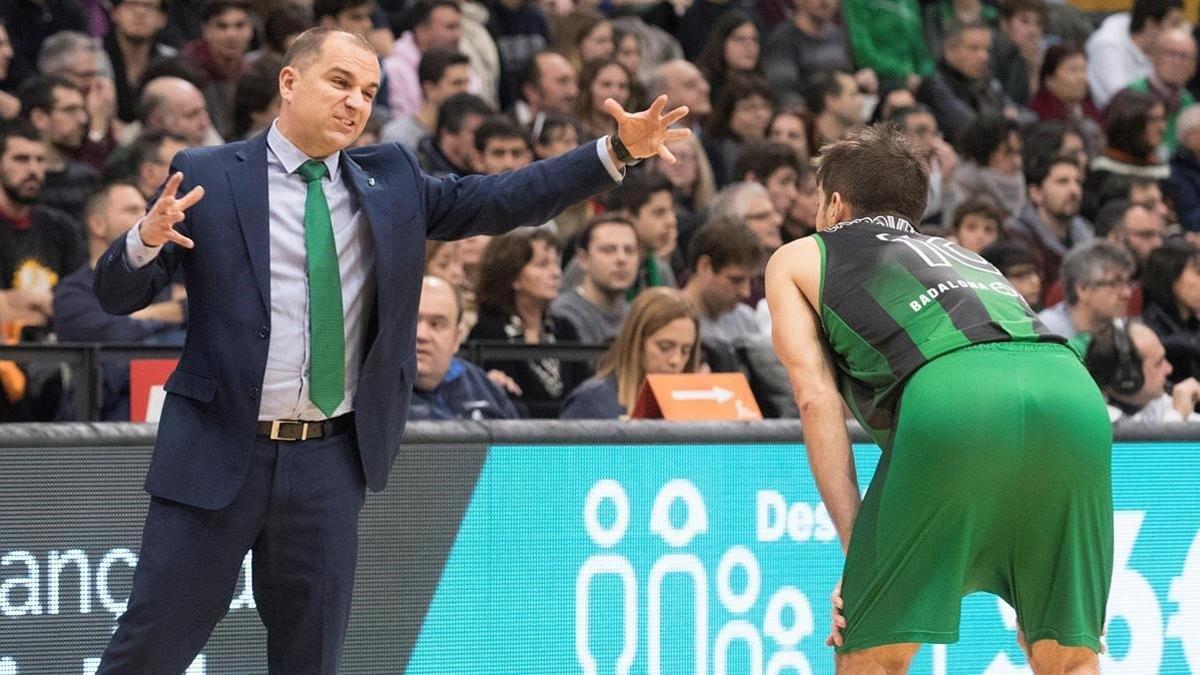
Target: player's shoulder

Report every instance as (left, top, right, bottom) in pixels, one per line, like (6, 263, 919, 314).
(768, 236, 822, 271)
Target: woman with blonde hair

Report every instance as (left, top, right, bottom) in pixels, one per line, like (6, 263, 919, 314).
(650, 134, 717, 214)
(561, 287, 700, 418)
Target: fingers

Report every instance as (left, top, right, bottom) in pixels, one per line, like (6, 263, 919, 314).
(162, 171, 184, 200)
(662, 105, 690, 127)
(664, 128, 692, 143)
(175, 184, 206, 210)
(161, 227, 195, 249)
(602, 97, 627, 121)
(657, 144, 677, 164)
(648, 94, 668, 117)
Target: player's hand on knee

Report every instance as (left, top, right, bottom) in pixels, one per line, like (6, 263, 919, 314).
(138, 172, 204, 249)
(826, 579, 846, 647)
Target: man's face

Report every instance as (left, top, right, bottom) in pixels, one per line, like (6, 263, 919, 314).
(159, 84, 212, 146)
(1120, 205, 1165, 264)
(829, 73, 862, 125)
(93, 184, 148, 244)
(1032, 163, 1082, 222)
(334, 4, 374, 38)
(414, 280, 464, 391)
(43, 86, 88, 150)
(0, 137, 48, 205)
(416, 7, 463, 51)
(57, 48, 101, 92)
(1001, 10, 1043, 51)
(743, 190, 784, 251)
(140, 137, 189, 198)
(439, 113, 484, 169)
(478, 136, 531, 174)
(1077, 267, 1133, 320)
(1131, 325, 1171, 404)
(1130, 181, 1170, 221)
(699, 261, 755, 315)
(580, 223, 639, 293)
(113, 0, 167, 41)
(429, 64, 472, 106)
(797, 0, 837, 23)
(763, 166, 799, 216)
(634, 190, 677, 252)
(1153, 31, 1198, 88)
(202, 8, 254, 61)
(900, 111, 939, 156)
(278, 34, 380, 158)
(531, 53, 578, 114)
(662, 62, 711, 117)
(1005, 264, 1042, 308)
(946, 28, 992, 80)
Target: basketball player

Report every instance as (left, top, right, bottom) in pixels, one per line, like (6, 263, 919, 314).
(765, 125, 1113, 674)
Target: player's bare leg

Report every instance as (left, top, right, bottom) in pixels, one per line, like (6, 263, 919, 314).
(835, 643, 920, 674)
(1025, 639, 1100, 675)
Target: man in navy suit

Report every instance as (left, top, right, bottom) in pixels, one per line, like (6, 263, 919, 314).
(93, 27, 689, 672)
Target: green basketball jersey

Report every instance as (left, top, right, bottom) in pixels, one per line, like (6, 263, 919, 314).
(812, 215, 1064, 446)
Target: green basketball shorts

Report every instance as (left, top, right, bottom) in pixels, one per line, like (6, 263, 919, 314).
(838, 341, 1114, 653)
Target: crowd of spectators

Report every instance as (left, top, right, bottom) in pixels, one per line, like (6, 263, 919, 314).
(5, 0, 1200, 428)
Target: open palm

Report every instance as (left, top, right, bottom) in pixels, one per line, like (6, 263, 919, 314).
(604, 95, 692, 163)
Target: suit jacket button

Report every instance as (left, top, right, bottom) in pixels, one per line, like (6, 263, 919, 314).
(249, 386, 259, 398)
(258, 327, 269, 339)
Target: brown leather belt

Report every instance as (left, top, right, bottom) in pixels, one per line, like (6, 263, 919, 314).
(256, 413, 353, 441)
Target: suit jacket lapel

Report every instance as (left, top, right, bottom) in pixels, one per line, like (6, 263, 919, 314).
(228, 132, 271, 314)
(339, 154, 391, 271)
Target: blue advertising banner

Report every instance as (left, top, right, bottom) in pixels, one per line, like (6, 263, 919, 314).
(407, 442, 1200, 674)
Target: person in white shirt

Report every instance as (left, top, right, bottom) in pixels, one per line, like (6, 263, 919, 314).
(1085, 0, 1184, 107)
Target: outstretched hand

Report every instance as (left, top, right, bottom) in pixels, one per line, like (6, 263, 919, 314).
(603, 94, 692, 164)
(139, 172, 205, 249)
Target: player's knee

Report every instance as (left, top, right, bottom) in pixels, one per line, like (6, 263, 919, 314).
(1027, 639, 1099, 675)
(836, 643, 919, 674)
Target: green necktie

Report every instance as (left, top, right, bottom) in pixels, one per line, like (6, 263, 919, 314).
(297, 159, 345, 416)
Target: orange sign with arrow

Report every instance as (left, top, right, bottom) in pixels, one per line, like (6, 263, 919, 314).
(631, 372, 763, 421)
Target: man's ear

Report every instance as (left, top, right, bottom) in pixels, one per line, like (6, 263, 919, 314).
(826, 190, 851, 223)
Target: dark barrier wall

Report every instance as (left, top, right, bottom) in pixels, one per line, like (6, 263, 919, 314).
(1, 421, 1198, 674)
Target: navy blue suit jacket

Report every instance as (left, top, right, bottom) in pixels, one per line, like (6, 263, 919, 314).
(94, 132, 617, 509)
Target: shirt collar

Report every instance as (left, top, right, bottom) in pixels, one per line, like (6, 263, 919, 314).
(266, 120, 341, 182)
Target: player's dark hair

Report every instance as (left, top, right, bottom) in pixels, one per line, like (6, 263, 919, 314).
(686, 216, 764, 273)
(817, 123, 929, 225)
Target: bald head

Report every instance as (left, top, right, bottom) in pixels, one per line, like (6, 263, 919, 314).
(1154, 28, 1197, 87)
(141, 77, 213, 146)
(654, 60, 711, 117)
(416, 275, 465, 390)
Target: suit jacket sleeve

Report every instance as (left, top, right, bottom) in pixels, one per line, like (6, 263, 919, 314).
(412, 140, 618, 241)
(93, 152, 193, 315)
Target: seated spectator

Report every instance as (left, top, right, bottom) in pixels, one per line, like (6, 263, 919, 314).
(703, 75, 774, 186)
(982, 238, 1044, 309)
(486, 0, 551, 110)
(1084, 320, 1200, 425)
(917, 20, 1011, 144)
(561, 287, 699, 419)
(52, 182, 185, 420)
(612, 27, 641, 87)
(948, 197, 1005, 252)
(576, 58, 634, 137)
(652, 60, 712, 132)
(1038, 241, 1135, 339)
(425, 240, 466, 289)
(783, 163, 820, 243)
(1085, 0, 1184, 107)
(472, 115, 532, 174)
(380, 48, 471, 149)
(870, 87, 917, 124)
(1009, 153, 1092, 300)
(530, 113, 579, 160)
(18, 75, 99, 224)
(1023, 119, 1090, 172)
(764, 0, 862, 105)
(953, 114, 1025, 217)
(230, 56, 281, 140)
(1087, 89, 1170, 196)
(648, 134, 716, 217)
(467, 229, 585, 418)
(102, 131, 190, 201)
(804, 70, 862, 158)
(1125, 28, 1197, 155)
(131, 76, 220, 147)
(565, 169, 678, 294)
(696, 12, 764, 98)
(1102, 199, 1165, 275)
(990, 0, 1046, 107)
(384, 0, 470, 118)
(843, 0, 932, 90)
(1029, 43, 1103, 138)
(1140, 242, 1200, 382)
(709, 181, 785, 261)
(513, 51, 578, 128)
(550, 9, 613, 72)
(253, 5, 309, 63)
(551, 214, 638, 345)
(182, 0, 253, 140)
(734, 141, 802, 230)
(1171, 104, 1200, 233)
(767, 107, 810, 165)
(105, 0, 177, 124)
(680, 218, 765, 348)
(410, 275, 520, 420)
(892, 105, 958, 228)
(417, 92, 491, 176)
(36, 31, 117, 168)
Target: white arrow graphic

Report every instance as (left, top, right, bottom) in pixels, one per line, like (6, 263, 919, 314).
(671, 386, 734, 403)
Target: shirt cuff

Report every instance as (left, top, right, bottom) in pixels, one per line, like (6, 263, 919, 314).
(595, 137, 625, 183)
(124, 222, 163, 269)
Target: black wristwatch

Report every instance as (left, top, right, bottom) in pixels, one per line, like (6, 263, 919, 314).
(609, 134, 640, 165)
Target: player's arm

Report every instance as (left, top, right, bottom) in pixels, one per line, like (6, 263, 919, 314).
(765, 240, 860, 553)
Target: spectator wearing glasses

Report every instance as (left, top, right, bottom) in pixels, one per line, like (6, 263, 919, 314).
(36, 31, 118, 169)
(1087, 89, 1170, 198)
(1038, 240, 1135, 339)
(1126, 28, 1197, 155)
(18, 76, 99, 224)
(1085, 0, 1185, 107)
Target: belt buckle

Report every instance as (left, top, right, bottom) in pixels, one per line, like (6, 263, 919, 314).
(269, 420, 310, 441)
